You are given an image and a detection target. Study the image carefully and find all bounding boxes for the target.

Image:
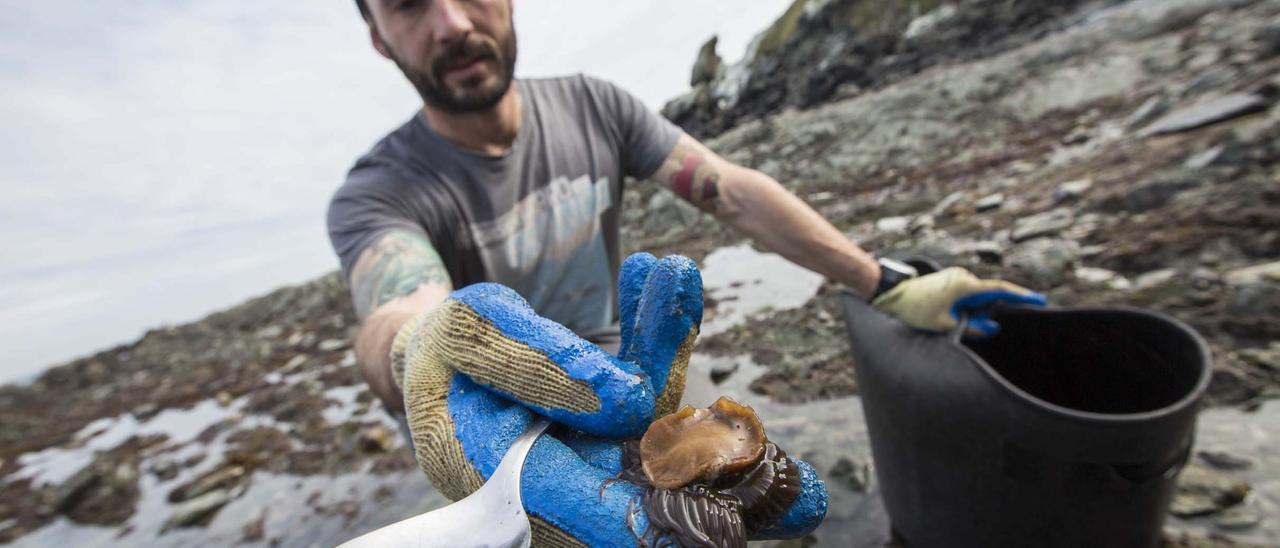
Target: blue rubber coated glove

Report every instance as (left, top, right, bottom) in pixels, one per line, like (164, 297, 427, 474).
(871, 267, 1047, 337)
(390, 253, 828, 547)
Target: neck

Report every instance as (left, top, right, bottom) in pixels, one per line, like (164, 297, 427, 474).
(422, 86, 522, 156)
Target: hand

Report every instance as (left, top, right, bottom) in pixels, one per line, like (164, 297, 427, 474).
(391, 253, 828, 546)
(872, 267, 1047, 337)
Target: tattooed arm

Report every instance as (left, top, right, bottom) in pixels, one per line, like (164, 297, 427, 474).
(652, 133, 881, 298)
(350, 229, 453, 412)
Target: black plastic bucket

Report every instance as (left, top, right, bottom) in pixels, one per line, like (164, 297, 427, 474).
(841, 295, 1211, 547)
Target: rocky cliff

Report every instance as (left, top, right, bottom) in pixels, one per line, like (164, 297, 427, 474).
(3, 0, 1280, 546)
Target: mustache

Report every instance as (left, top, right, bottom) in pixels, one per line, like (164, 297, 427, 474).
(431, 34, 500, 77)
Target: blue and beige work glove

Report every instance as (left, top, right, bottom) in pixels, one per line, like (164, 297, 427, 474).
(871, 267, 1047, 337)
(390, 253, 827, 547)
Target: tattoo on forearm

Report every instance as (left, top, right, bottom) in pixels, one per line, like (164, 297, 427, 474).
(351, 230, 452, 318)
(668, 144, 721, 212)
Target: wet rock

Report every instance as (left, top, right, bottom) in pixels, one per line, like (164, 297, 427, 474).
(1140, 94, 1270, 137)
(1255, 22, 1280, 57)
(1010, 208, 1074, 242)
(359, 426, 395, 454)
(1197, 450, 1254, 471)
(828, 457, 871, 493)
(966, 241, 1003, 264)
(256, 325, 284, 340)
(161, 485, 245, 532)
(1225, 261, 1280, 286)
(150, 460, 181, 481)
(55, 460, 140, 526)
(1125, 96, 1169, 130)
(1134, 269, 1178, 293)
(903, 3, 959, 41)
(1213, 504, 1262, 531)
(1238, 343, 1280, 371)
(1170, 463, 1250, 518)
(709, 360, 739, 385)
(1054, 178, 1093, 203)
(974, 193, 1004, 212)
(1074, 267, 1131, 291)
(317, 339, 349, 352)
(875, 216, 911, 234)
(1099, 174, 1200, 213)
(1007, 238, 1080, 287)
(169, 465, 247, 503)
(931, 191, 967, 218)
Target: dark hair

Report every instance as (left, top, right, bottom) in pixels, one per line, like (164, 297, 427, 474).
(355, 0, 371, 21)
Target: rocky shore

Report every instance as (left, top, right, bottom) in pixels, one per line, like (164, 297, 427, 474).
(3, 0, 1280, 546)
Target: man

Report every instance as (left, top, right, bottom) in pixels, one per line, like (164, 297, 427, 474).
(328, 0, 1041, 543)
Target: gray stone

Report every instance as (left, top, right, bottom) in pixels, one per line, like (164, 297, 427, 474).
(1125, 96, 1169, 130)
(1140, 94, 1270, 137)
(974, 193, 1005, 212)
(1213, 504, 1262, 530)
(875, 216, 911, 234)
(709, 361, 739, 385)
(162, 485, 245, 531)
(1008, 238, 1081, 287)
(1054, 178, 1093, 202)
(828, 457, 871, 493)
(1184, 144, 1227, 170)
(256, 325, 284, 340)
(1074, 267, 1131, 291)
(281, 354, 308, 372)
(1011, 208, 1074, 242)
(1197, 450, 1254, 471)
(317, 339, 349, 352)
(1225, 261, 1280, 285)
(972, 240, 1003, 263)
(931, 191, 967, 217)
(1134, 268, 1178, 292)
(903, 3, 959, 41)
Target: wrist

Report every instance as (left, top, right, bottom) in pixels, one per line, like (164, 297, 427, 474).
(869, 257, 919, 302)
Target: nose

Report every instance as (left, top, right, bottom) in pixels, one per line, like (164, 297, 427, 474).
(430, 0, 475, 44)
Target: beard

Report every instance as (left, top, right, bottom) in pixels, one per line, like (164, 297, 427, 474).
(390, 28, 518, 114)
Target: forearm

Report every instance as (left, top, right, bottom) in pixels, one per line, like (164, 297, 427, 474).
(355, 308, 416, 412)
(347, 229, 454, 413)
(717, 169, 880, 298)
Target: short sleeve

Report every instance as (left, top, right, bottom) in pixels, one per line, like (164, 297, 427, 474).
(326, 164, 427, 280)
(581, 75, 682, 179)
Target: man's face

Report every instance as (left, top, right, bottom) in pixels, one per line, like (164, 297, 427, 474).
(367, 0, 517, 113)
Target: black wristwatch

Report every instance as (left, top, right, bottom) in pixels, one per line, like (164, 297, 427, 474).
(870, 257, 919, 301)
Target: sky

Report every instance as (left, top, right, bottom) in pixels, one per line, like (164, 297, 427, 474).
(0, 1, 794, 382)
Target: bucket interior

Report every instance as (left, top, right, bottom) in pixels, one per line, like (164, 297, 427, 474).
(963, 308, 1207, 414)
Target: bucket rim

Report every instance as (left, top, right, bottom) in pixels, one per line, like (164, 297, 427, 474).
(956, 304, 1213, 423)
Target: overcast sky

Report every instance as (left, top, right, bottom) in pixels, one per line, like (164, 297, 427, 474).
(0, 1, 793, 381)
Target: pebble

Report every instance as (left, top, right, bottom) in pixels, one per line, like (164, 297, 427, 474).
(1213, 504, 1262, 530)
(1140, 94, 1269, 137)
(1054, 178, 1093, 202)
(875, 216, 912, 234)
(162, 485, 245, 531)
(709, 361, 739, 384)
(1170, 463, 1250, 518)
(1134, 269, 1177, 292)
(1011, 208, 1075, 242)
(317, 339, 349, 352)
(1074, 267, 1132, 291)
(1125, 96, 1169, 130)
(1197, 450, 1254, 471)
(974, 193, 1005, 212)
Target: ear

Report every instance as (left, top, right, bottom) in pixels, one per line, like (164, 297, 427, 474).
(368, 23, 392, 60)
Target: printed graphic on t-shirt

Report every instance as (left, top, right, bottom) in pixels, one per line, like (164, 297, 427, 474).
(465, 174, 615, 331)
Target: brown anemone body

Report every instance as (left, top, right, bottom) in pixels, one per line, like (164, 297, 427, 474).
(619, 397, 802, 548)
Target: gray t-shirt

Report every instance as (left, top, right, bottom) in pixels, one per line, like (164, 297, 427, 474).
(327, 75, 681, 336)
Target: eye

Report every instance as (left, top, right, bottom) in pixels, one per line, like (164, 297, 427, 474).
(394, 0, 422, 11)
